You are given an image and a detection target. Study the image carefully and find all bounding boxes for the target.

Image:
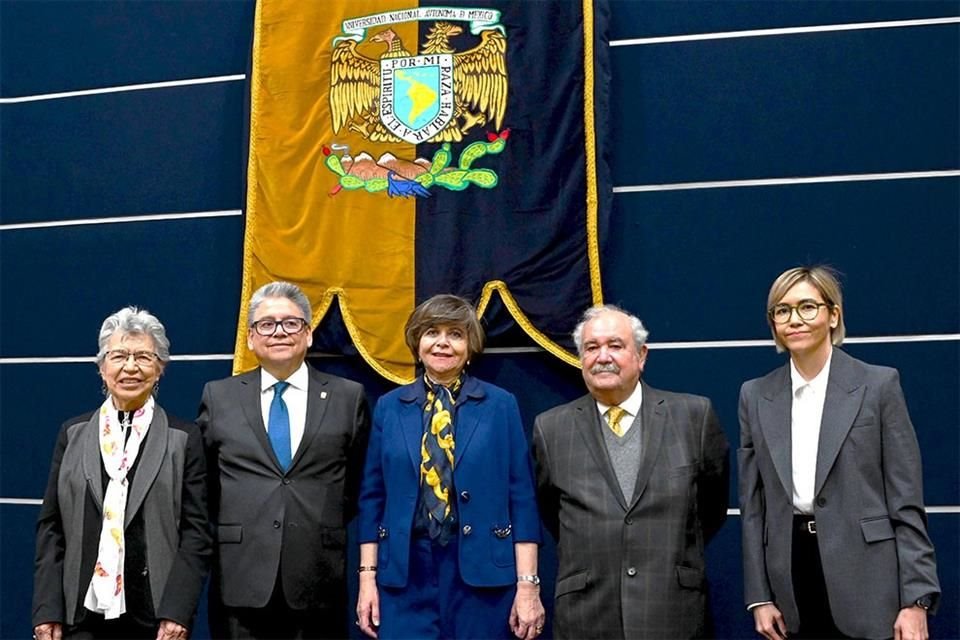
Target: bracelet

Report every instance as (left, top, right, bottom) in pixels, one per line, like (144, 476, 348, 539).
(357, 565, 378, 573)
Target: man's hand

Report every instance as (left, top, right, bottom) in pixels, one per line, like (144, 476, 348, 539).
(33, 622, 62, 640)
(752, 603, 788, 640)
(155, 619, 188, 640)
(893, 606, 928, 640)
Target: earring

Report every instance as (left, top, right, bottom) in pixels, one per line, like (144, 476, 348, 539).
(152, 382, 160, 397)
(101, 381, 108, 397)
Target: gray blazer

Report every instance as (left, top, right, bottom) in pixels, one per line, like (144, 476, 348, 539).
(533, 382, 730, 640)
(738, 348, 940, 639)
(198, 365, 370, 609)
(33, 407, 210, 628)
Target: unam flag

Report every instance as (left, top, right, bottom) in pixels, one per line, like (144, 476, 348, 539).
(235, 0, 612, 382)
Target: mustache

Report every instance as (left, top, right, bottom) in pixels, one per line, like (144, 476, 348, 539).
(590, 363, 620, 374)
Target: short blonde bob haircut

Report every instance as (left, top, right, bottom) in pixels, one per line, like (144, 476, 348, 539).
(404, 294, 485, 363)
(766, 266, 846, 353)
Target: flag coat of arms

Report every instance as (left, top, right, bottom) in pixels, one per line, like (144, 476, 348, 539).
(236, 0, 611, 383)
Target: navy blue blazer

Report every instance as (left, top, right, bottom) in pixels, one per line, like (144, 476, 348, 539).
(357, 375, 541, 588)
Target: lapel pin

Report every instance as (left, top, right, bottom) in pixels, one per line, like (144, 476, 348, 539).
(321, 391, 328, 399)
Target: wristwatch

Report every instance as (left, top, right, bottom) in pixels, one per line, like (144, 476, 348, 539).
(914, 595, 934, 611)
(517, 574, 541, 586)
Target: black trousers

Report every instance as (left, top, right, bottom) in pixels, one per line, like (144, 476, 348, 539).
(64, 613, 157, 640)
(210, 572, 347, 640)
(791, 516, 848, 640)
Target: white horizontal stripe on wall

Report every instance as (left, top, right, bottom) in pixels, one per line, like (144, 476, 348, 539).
(611, 16, 960, 47)
(1, 19, 954, 105)
(0, 210, 242, 232)
(1, 335, 957, 365)
(0, 74, 246, 104)
(4, 172, 957, 232)
(724, 506, 960, 516)
(0, 353, 350, 365)
(614, 171, 960, 194)
(652, 335, 960, 350)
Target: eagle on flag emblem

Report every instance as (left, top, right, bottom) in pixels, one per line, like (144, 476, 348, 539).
(329, 21, 507, 144)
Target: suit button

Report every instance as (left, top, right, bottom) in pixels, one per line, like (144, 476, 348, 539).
(625, 517, 633, 525)
(626, 567, 637, 577)
(273, 520, 281, 529)
(462, 525, 472, 536)
(282, 478, 291, 485)
(816, 497, 826, 507)
(460, 490, 470, 502)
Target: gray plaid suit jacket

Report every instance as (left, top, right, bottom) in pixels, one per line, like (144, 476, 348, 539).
(533, 382, 730, 640)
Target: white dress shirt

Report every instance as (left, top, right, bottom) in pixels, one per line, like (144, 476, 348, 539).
(747, 351, 834, 611)
(790, 350, 833, 515)
(595, 382, 643, 435)
(259, 362, 309, 457)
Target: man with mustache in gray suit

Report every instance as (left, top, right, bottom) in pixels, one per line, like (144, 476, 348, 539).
(533, 305, 729, 639)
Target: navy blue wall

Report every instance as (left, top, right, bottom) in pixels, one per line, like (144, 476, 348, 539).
(1, 2, 956, 638)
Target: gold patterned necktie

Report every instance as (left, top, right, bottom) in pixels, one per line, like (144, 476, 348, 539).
(420, 375, 461, 543)
(606, 405, 627, 437)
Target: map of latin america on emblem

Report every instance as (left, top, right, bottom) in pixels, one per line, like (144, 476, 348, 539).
(326, 7, 511, 198)
(382, 56, 455, 143)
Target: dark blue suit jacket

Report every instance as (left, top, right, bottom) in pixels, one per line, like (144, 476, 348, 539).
(357, 375, 541, 588)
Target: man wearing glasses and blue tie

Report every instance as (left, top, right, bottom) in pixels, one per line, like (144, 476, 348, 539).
(198, 281, 370, 639)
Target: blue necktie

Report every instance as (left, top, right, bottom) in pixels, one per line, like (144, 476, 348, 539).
(268, 381, 291, 471)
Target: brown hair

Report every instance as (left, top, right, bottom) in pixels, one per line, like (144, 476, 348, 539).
(404, 294, 485, 362)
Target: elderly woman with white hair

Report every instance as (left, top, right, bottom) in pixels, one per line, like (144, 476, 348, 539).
(33, 307, 210, 640)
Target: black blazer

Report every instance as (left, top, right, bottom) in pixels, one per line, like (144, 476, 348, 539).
(198, 365, 370, 609)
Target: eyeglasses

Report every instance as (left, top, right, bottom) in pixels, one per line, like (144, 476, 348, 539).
(250, 317, 308, 336)
(769, 300, 832, 324)
(104, 349, 160, 367)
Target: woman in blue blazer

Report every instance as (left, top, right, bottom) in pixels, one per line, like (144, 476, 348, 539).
(356, 294, 544, 639)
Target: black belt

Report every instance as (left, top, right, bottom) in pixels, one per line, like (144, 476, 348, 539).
(794, 515, 817, 535)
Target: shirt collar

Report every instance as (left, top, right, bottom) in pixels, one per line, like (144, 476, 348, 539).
(260, 361, 309, 393)
(595, 381, 643, 418)
(790, 348, 833, 397)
